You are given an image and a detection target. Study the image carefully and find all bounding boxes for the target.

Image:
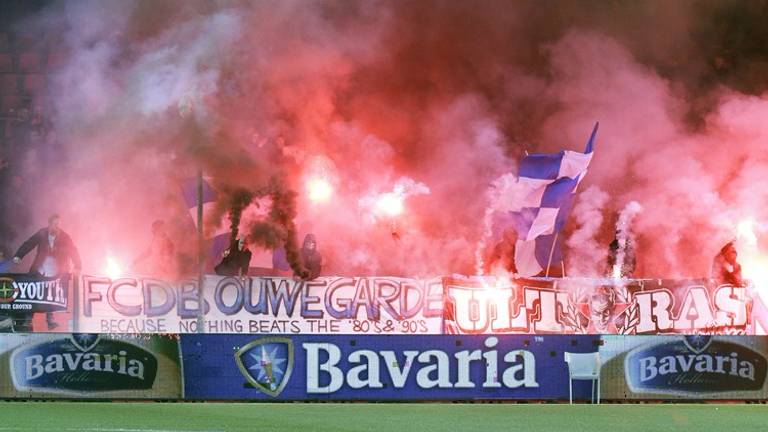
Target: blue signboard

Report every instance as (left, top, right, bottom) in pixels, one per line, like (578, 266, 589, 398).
(181, 334, 600, 400)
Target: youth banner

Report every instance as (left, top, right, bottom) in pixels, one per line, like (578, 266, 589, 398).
(0, 273, 69, 313)
(77, 275, 443, 334)
(444, 276, 754, 335)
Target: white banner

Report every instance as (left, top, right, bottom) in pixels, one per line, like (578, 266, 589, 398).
(77, 275, 444, 334)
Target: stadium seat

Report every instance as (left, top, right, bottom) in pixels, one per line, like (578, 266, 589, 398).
(18, 53, 42, 73)
(46, 52, 67, 70)
(22, 74, 45, 93)
(0, 54, 13, 73)
(0, 94, 22, 115)
(564, 352, 601, 404)
(12, 34, 36, 50)
(0, 74, 19, 95)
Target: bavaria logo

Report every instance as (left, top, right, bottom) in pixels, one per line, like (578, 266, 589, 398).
(11, 335, 159, 394)
(235, 337, 294, 397)
(625, 336, 767, 396)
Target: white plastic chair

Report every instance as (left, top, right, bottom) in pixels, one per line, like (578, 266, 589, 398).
(564, 352, 601, 404)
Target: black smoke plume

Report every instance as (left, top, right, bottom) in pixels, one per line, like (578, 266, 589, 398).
(246, 177, 308, 279)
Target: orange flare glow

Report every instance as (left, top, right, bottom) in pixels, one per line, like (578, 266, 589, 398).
(375, 193, 404, 217)
(105, 256, 123, 279)
(307, 178, 333, 203)
(736, 218, 768, 290)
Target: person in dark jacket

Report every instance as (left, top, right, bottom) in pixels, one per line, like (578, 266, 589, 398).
(711, 241, 745, 286)
(12, 214, 81, 330)
(301, 233, 322, 280)
(13, 214, 81, 277)
(215, 237, 252, 277)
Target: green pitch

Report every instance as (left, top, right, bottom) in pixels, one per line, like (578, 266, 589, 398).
(0, 402, 765, 432)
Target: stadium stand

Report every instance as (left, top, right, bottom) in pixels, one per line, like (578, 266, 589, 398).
(0, 33, 9, 52)
(0, 53, 13, 73)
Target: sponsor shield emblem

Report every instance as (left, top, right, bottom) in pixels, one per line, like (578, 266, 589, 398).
(235, 337, 294, 397)
(70, 333, 101, 352)
(683, 335, 712, 354)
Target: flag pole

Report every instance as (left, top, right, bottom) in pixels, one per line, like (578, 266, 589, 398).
(196, 169, 205, 334)
(545, 233, 559, 278)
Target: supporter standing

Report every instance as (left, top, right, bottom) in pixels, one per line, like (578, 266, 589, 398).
(13, 213, 81, 330)
(300, 233, 323, 280)
(711, 241, 745, 286)
(215, 237, 252, 277)
(133, 219, 175, 278)
(606, 233, 637, 278)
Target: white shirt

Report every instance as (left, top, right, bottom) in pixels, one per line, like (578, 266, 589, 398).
(38, 234, 58, 277)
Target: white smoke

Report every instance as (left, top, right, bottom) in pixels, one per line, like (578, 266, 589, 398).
(474, 172, 528, 275)
(566, 185, 609, 277)
(611, 200, 643, 279)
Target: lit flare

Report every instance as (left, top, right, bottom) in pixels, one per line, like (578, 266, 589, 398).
(306, 177, 333, 203)
(105, 256, 123, 279)
(735, 219, 768, 292)
(375, 192, 404, 217)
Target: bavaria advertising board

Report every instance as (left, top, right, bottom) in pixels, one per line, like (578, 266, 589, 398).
(0, 333, 183, 399)
(181, 334, 600, 400)
(78, 275, 443, 334)
(444, 276, 753, 335)
(598, 335, 768, 400)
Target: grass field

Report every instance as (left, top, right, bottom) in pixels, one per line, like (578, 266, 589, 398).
(0, 402, 766, 432)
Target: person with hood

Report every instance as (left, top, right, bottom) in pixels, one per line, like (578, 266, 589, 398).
(12, 213, 81, 330)
(606, 232, 637, 279)
(215, 237, 252, 277)
(301, 233, 322, 280)
(711, 241, 745, 286)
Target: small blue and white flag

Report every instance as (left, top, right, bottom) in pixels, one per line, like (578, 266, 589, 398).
(181, 177, 231, 270)
(500, 123, 598, 277)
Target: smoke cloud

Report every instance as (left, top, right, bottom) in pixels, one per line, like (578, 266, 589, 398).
(3, 0, 768, 279)
(566, 186, 610, 278)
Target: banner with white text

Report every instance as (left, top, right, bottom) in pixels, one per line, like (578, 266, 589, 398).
(0, 274, 69, 314)
(443, 276, 756, 335)
(181, 334, 601, 400)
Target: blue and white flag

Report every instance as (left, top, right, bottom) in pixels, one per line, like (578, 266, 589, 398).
(181, 177, 231, 270)
(502, 123, 598, 276)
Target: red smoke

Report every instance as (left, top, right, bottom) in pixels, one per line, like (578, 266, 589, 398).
(5, 1, 768, 279)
